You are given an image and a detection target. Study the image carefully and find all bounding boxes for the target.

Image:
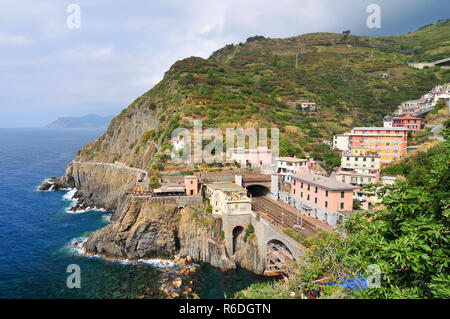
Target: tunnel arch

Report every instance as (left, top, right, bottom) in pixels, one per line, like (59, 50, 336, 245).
(266, 239, 295, 261)
(232, 225, 245, 254)
(247, 184, 270, 197)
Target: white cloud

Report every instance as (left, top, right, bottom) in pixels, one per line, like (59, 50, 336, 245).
(0, 33, 32, 45)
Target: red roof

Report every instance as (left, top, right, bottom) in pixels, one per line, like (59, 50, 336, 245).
(397, 115, 421, 120)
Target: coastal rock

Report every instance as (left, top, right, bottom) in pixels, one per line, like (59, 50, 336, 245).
(233, 237, 265, 275)
(84, 197, 181, 259)
(83, 195, 237, 272)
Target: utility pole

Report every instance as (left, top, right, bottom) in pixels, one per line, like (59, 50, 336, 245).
(295, 52, 299, 69)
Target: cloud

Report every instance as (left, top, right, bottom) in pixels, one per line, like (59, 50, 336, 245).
(0, 0, 446, 127)
(0, 33, 32, 45)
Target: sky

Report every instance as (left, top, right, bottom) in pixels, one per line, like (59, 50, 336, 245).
(0, 0, 449, 127)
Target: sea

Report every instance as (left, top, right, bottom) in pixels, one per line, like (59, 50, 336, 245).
(0, 128, 267, 298)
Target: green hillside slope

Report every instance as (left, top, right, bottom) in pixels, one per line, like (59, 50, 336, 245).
(77, 19, 450, 171)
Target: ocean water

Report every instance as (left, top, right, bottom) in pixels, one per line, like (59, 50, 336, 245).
(0, 128, 265, 298)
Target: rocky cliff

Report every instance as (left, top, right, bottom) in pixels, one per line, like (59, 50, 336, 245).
(233, 237, 265, 275)
(40, 162, 141, 217)
(83, 196, 236, 271)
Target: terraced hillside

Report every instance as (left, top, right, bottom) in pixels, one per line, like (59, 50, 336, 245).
(76, 20, 450, 173)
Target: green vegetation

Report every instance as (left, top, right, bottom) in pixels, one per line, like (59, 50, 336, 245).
(237, 128, 450, 299)
(77, 20, 450, 165)
(149, 176, 161, 190)
(244, 224, 255, 242)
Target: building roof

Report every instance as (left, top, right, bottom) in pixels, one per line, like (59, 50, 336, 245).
(353, 127, 409, 131)
(154, 186, 185, 193)
(395, 115, 421, 120)
(206, 182, 246, 192)
(292, 172, 358, 191)
(278, 156, 307, 163)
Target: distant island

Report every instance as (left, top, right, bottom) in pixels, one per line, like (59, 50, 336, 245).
(45, 114, 114, 128)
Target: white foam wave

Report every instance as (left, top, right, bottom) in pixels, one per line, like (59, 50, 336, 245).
(66, 206, 107, 214)
(63, 188, 77, 201)
(68, 236, 178, 268)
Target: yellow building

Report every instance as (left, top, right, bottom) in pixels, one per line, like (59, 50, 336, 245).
(205, 182, 252, 216)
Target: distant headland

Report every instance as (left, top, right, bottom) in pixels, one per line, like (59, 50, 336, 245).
(45, 114, 113, 129)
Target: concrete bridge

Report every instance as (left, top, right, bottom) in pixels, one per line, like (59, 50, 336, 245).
(222, 210, 306, 275)
(408, 57, 450, 69)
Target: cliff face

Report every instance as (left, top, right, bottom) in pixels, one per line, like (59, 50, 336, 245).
(233, 237, 265, 275)
(75, 103, 160, 170)
(84, 198, 181, 259)
(39, 162, 141, 217)
(83, 196, 237, 271)
(66, 162, 142, 216)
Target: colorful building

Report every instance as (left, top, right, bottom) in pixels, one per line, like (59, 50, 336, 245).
(289, 172, 358, 226)
(333, 134, 350, 151)
(336, 170, 379, 186)
(341, 153, 380, 171)
(392, 116, 422, 131)
(277, 157, 309, 182)
(349, 127, 408, 167)
(205, 182, 252, 216)
(184, 175, 199, 196)
(227, 146, 272, 168)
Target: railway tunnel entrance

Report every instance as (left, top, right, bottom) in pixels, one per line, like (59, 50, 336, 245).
(265, 239, 295, 277)
(247, 184, 270, 197)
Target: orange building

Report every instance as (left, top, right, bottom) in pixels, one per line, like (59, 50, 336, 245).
(349, 127, 408, 167)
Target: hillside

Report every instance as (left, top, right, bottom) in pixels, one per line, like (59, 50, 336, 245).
(76, 20, 450, 173)
(45, 114, 114, 129)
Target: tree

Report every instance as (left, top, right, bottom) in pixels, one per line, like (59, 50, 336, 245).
(343, 128, 450, 298)
(342, 30, 351, 40)
(149, 176, 161, 190)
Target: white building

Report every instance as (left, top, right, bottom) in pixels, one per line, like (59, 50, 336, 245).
(383, 115, 394, 128)
(341, 153, 380, 172)
(277, 157, 309, 182)
(333, 134, 350, 151)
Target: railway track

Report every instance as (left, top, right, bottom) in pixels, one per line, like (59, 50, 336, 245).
(251, 194, 319, 238)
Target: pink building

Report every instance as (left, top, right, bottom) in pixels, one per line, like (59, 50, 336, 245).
(289, 172, 358, 226)
(392, 116, 422, 131)
(184, 175, 199, 195)
(227, 146, 272, 168)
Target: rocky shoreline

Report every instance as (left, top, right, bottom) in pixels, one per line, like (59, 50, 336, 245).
(40, 161, 264, 278)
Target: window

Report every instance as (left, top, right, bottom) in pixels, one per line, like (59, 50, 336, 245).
(371, 158, 375, 162)
(342, 176, 345, 182)
(301, 182, 303, 188)
(307, 195, 310, 200)
(340, 202, 344, 209)
(307, 185, 310, 191)
(315, 197, 317, 204)
(325, 190, 328, 197)
(315, 187, 318, 193)
(293, 189, 296, 194)
(293, 180, 296, 185)
(325, 201, 328, 208)
(341, 191, 345, 198)
(368, 178, 372, 183)
(301, 192, 303, 198)
(363, 157, 367, 162)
